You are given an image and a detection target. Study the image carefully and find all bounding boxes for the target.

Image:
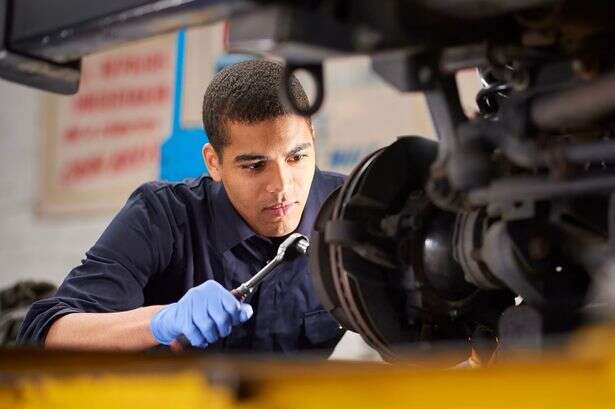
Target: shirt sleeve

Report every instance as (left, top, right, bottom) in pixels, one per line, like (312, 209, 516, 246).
(18, 183, 175, 345)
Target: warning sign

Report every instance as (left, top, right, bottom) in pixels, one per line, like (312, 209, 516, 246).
(39, 34, 176, 216)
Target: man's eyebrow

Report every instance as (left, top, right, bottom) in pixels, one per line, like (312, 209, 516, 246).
(234, 154, 269, 163)
(287, 143, 312, 156)
(234, 143, 312, 163)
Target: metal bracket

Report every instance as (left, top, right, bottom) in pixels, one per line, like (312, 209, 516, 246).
(0, 0, 79, 94)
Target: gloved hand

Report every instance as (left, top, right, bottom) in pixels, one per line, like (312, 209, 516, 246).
(150, 280, 253, 347)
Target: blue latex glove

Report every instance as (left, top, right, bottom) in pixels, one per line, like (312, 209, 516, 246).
(150, 280, 253, 347)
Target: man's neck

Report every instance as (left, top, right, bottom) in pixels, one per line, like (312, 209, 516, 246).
(268, 234, 290, 250)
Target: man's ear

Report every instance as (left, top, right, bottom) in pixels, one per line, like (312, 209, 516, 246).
(203, 143, 222, 182)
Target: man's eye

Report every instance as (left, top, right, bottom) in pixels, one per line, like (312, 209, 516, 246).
(289, 154, 307, 163)
(242, 162, 265, 171)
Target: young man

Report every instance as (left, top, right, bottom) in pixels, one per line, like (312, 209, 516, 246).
(19, 60, 345, 356)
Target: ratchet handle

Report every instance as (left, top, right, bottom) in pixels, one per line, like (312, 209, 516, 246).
(172, 254, 288, 350)
(231, 286, 249, 302)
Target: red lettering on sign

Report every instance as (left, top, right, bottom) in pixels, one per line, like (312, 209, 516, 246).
(109, 143, 159, 173)
(60, 155, 105, 184)
(101, 51, 169, 79)
(60, 142, 159, 185)
(71, 84, 171, 113)
(63, 118, 158, 142)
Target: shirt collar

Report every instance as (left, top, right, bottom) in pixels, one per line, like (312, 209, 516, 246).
(211, 168, 328, 254)
(211, 181, 257, 254)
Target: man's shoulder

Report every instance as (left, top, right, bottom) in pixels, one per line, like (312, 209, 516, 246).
(315, 169, 346, 193)
(128, 176, 215, 205)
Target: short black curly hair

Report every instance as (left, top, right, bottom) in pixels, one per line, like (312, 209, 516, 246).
(202, 59, 312, 157)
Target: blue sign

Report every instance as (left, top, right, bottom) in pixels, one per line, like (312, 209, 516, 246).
(160, 31, 256, 182)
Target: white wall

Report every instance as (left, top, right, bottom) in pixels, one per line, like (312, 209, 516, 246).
(0, 80, 111, 288)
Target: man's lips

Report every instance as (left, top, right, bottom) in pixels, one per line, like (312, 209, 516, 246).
(263, 202, 297, 217)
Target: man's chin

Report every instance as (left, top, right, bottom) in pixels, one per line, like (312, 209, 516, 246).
(261, 218, 300, 237)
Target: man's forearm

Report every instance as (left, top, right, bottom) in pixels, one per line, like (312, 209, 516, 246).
(44, 305, 165, 351)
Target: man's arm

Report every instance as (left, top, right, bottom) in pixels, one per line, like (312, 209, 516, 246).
(19, 183, 252, 350)
(44, 305, 164, 351)
(43, 280, 254, 351)
(18, 183, 175, 347)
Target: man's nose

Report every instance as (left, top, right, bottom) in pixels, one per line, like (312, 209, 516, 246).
(266, 162, 292, 194)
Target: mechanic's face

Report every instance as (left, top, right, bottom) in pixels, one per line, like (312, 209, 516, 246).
(203, 115, 315, 237)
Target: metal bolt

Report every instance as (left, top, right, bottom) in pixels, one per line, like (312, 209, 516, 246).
(419, 66, 433, 84)
(408, 281, 424, 291)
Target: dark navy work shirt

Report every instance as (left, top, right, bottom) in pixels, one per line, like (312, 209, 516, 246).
(19, 168, 345, 356)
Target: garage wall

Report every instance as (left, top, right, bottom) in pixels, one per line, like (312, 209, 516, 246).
(0, 80, 111, 289)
